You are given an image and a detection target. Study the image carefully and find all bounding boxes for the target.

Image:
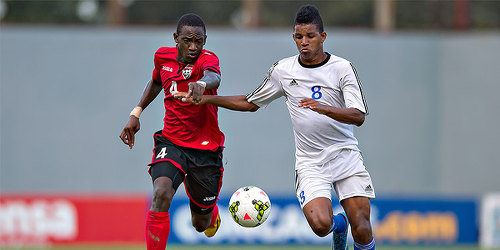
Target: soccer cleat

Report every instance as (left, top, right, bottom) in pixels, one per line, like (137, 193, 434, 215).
(332, 212, 349, 250)
(204, 213, 221, 237)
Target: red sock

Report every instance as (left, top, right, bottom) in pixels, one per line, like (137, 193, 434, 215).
(145, 211, 170, 250)
(209, 204, 219, 227)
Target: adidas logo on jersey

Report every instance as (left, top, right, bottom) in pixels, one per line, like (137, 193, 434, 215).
(365, 184, 373, 192)
(289, 79, 298, 86)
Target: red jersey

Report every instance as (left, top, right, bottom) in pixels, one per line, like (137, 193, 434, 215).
(152, 47, 224, 151)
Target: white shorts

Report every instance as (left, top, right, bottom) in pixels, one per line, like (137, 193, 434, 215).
(295, 149, 375, 208)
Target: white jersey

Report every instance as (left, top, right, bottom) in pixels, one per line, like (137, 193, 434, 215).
(247, 53, 368, 169)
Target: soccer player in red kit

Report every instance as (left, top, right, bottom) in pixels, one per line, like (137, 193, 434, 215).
(120, 13, 224, 250)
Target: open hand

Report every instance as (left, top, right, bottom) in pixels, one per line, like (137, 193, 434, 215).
(298, 98, 327, 114)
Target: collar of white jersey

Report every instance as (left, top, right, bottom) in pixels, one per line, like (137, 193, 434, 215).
(298, 52, 331, 68)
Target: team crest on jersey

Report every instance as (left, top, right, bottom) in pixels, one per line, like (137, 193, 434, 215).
(182, 64, 194, 79)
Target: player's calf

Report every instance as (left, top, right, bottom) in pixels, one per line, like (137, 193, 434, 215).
(191, 213, 212, 232)
(191, 202, 218, 233)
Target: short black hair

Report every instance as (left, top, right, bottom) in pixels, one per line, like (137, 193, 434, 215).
(176, 13, 206, 35)
(294, 5, 324, 33)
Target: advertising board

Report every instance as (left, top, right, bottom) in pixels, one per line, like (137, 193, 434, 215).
(0, 194, 477, 246)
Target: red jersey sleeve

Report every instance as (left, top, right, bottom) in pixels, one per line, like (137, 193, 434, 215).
(199, 50, 221, 75)
(152, 50, 162, 83)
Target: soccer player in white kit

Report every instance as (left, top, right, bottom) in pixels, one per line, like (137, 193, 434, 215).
(176, 5, 376, 250)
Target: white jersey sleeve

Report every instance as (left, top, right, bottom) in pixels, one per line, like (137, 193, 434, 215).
(341, 62, 368, 114)
(246, 62, 284, 108)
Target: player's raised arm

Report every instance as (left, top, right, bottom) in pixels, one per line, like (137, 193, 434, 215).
(120, 79, 163, 149)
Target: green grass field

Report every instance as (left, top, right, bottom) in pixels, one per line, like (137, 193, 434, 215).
(2, 245, 499, 250)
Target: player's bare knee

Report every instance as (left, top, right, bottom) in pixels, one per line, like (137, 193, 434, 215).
(351, 221, 372, 242)
(311, 224, 331, 237)
(304, 211, 331, 237)
(309, 218, 331, 237)
(151, 186, 174, 211)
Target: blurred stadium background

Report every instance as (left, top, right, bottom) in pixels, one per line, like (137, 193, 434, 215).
(1, 0, 500, 249)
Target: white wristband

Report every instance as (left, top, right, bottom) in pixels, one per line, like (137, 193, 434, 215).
(130, 106, 143, 119)
(196, 80, 207, 88)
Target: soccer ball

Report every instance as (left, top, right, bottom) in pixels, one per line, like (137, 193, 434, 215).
(228, 186, 271, 227)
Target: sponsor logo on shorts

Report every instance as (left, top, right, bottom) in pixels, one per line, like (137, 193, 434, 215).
(365, 184, 373, 192)
(203, 196, 216, 202)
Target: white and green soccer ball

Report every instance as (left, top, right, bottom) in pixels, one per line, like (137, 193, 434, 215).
(228, 186, 271, 227)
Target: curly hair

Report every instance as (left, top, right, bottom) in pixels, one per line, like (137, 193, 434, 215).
(294, 5, 324, 33)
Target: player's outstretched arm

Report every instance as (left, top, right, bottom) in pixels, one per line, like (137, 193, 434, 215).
(186, 70, 221, 104)
(205, 95, 259, 112)
(120, 79, 163, 149)
(174, 93, 259, 112)
(298, 98, 365, 126)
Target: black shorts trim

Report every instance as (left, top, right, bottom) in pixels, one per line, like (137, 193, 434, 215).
(190, 200, 214, 215)
(150, 161, 185, 191)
